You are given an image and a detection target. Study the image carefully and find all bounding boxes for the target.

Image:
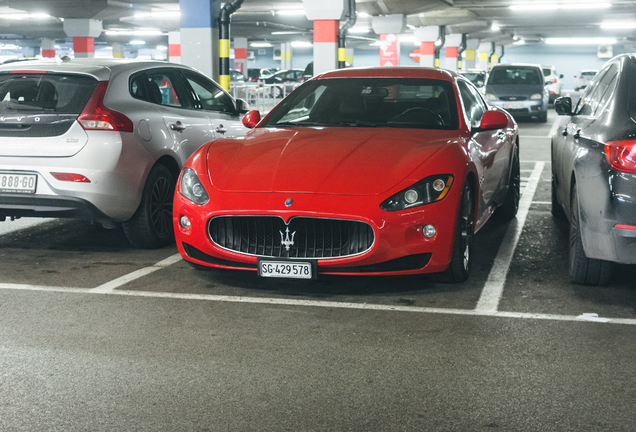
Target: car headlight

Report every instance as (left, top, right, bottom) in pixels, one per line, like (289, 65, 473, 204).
(530, 93, 543, 100)
(380, 174, 454, 212)
(179, 168, 209, 205)
(485, 93, 497, 101)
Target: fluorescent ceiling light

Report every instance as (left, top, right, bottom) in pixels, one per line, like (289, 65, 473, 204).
(130, 40, 146, 45)
(250, 42, 273, 47)
(0, 44, 20, 50)
(134, 11, 180, 18)
(545, 37, 617, 44)
(369, 41, 381, 47)
(105, 30, 162, 36)
(291, 41, 312, 48)
(510, 2, 611, 10)
(271, 31, 304, 35)
(601, 22, 636, 29)
(157, 45, 168, 50)
(0, 13, 52, 19)
(491, 24, 500, 31)
(276, 10, 305, 16)
(357, 12, 370, 18)
(349, 26, 371, 33)
(398, 35, 416, 43)
(513, 40, 526, 45)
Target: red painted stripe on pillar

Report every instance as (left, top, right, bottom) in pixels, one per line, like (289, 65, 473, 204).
(42, 49, 56, 58)
(446, 47, 458, 59)
(234, 48, 248, 60)
(314, 20, 338, 43)
(169, 44, 181, 57)
(73, 37, 94, 54)
(420, 42, 435, 56)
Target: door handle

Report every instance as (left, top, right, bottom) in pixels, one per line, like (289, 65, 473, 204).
(170, 121, 185, 132)
(215, 124, 227, 134)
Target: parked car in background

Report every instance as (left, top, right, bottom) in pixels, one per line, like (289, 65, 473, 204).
(0, 58, 249, 248)
(263, 68, 304, 98)
(551, 53, 636, 285)
(485, 63, 549, 122)
(458, 69, 488, 93)
(230, 69, 246, 82)
(302, 61, 313, 82)
(542, 65, 563, 103)
(174, 67, 520, 282)
(573, 69, 598, 91)
(247, 67, 278, 82)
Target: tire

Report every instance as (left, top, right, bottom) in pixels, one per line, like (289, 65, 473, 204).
(496, 144, 520, 218)
(551, 172, 567, 221)
(569, 185, 614, 285)
(124, 164, 175, 249)
(538, 111, 548, 123)
(440, 181, 475, 283)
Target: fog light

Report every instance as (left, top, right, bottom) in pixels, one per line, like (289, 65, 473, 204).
(423, 224, 436, 238)
(180, 215, 191, 229)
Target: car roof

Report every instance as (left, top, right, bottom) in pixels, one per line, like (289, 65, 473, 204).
(0, 57, 196, 80)
(491, 63, 542, 69)
(314, 66, 457, 82)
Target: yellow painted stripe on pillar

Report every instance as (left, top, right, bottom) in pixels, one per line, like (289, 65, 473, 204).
(465, 50, 475, 60)
(285, 51, 293, 61)
(338, 48, 345, 62)
(458, 60, 462, 69)
(220, 75, 230, 91)
(479, 52, 489, 61)
(435, 58, 439, 68)
(345, 54, 353, 63)
(219, 39, 230, 58)
(491, 54, 499, 64)
(113, 52, 124, 58)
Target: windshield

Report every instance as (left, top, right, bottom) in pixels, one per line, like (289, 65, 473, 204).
(460, 73, 486, 86)
(488, 67, 543, 86)
(261, 77, 459, 130)
(0, 73, 98, 114)
(542, 68, 553, 77)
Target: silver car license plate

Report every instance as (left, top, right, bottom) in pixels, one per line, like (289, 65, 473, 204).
(504, 102, 524, 109)
(0, 172, 37, 194)
(258, 259, 314, 279)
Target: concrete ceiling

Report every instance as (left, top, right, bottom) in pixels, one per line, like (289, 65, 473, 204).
(0, 0, 634, 53)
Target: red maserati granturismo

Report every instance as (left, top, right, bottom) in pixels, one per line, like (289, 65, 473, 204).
(173, 67, 520, 282)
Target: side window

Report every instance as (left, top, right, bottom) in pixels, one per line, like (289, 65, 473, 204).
(575, 64, 617, 116)
(130, 70, 187, 107)
(457, 80, 486, 128)
(181, 70, 235, 114)
(593, 68, 619, 116)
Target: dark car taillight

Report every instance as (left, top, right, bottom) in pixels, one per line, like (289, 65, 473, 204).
(78, 81, 133, 133)
(605, 140, 636, 174)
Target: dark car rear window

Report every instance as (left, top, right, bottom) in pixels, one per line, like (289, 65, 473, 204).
(0, 73, 98, 137)
(488, 66, 543, 85)
(261, 77, 459, 130)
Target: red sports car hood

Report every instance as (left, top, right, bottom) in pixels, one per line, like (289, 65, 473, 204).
(206, 127, 455, 195)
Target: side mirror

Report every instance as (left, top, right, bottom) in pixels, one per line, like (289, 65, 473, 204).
(475, 110, 508, 131)
(235, 98, 250, 114)
(242, 110, 261, 128)
(554, 97, 572, 116)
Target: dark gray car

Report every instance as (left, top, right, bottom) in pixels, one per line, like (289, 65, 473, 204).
(485, 63, 549, 122)
(552, 53, 636, 285)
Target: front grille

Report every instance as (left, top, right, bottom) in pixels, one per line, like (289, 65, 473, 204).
(499, 96, 528, 101)
(209, 216, 375, 259)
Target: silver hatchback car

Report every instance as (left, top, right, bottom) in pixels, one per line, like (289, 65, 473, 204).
(0, 57, 249, 248)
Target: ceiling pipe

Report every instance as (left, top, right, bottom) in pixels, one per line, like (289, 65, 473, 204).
(338, 0, 356, 69)
(434, 26, 445, 68)
(219, 0, 245, 91)
(457, 34, 467, 70)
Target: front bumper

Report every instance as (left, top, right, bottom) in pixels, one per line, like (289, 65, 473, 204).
(173, 189, 462, 277)
(489, 100, 546, 118)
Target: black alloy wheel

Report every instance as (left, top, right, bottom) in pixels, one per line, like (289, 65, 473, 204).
(440, 181, 475, 282)
(124, 164, 175, 249)
(569, 184, 613, 285)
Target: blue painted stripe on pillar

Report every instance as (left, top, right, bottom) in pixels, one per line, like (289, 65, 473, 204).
(180, 0, 220, 29)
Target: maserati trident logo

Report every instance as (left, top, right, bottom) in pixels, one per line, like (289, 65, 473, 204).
(285, 197, 293, 207)
(280, 227, 296, 251)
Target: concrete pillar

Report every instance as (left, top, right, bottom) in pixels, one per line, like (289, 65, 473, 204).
(21, 46, 38, 58)
(304, 0, 344, 76)
(415, 27, 438, 68)
(280, 42, 292, 70)
(463, 39, 480, 70)
(63, 19, 102, 58)
(344, 47, 353, 66)
(112, 42, 124, 59)
(444, 34, 462, 71)
(41, 38, 55, 58)
(168, 31, 181, 64)
(478, 42, 491, 70)
(372, 14, 405, 67)
(180, 0, 220, 81)
(234, 37, 247, 74)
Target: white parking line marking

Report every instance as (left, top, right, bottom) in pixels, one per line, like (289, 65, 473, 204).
(89, 253, 182, 293)
(0, 281, 633, 325)
(475, 161, 545, 312)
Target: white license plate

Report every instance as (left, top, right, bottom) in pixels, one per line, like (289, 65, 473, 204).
(503, 102, 524, 109)
(0, 172, 37, 194)
(258, 259, 313, 279)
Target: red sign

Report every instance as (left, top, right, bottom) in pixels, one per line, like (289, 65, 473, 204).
(379, 34, 400, 67)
